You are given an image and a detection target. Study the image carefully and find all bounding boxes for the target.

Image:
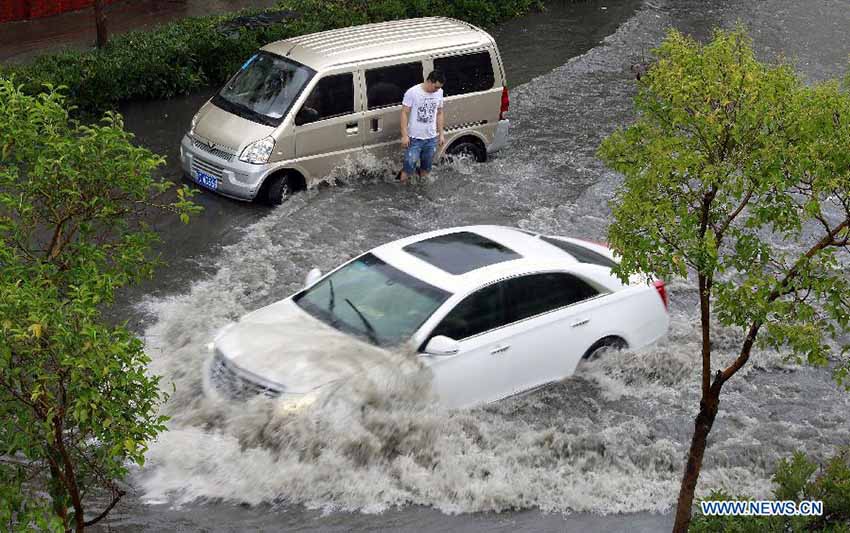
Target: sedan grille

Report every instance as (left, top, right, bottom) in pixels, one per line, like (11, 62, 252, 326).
(209, 351, 282, 401)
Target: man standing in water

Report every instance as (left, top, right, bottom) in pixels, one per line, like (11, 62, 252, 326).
(399, 70, 446, 182)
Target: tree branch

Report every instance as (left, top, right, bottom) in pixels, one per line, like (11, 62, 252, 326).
(83, 488, 125, 527)
(719, 217, 850, 382)
(715, 187, 754, 239)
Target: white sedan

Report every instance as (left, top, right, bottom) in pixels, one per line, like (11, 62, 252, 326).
(205, 226, 670, 409)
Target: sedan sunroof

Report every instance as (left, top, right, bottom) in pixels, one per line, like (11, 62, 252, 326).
(402, 231, 521, 275)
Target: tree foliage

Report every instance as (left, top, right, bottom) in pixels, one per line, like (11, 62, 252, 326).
(598, 27, 850, 532)
(0, 79, 200, 532)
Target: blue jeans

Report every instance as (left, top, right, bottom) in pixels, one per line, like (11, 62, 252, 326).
(403, 136, 438, 175)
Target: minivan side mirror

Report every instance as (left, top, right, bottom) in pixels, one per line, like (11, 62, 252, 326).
(304, 268, 322, 287)
(423, 335, 460, 356)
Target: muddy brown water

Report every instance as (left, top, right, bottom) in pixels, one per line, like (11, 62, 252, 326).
(92, 1, 850, 531)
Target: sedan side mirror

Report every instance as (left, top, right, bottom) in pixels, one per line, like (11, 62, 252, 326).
(423, 335, 460, 356)
(304, 268, 322, 287)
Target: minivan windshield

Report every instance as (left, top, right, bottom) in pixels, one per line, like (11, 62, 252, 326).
(294, 254, 451, 347)
(213, 51, 315, 127)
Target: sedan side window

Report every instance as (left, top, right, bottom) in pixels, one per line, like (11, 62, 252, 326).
(505, 273, 599, 323)
(430, 282, 507, 341)
(295, 73, 354, 126)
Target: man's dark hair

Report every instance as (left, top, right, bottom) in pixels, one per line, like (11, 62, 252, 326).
(427, 69, 446, 85)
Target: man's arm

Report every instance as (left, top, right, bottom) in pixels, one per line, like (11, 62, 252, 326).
(400, 105, 411, 148)
(436, 107, 445, 146)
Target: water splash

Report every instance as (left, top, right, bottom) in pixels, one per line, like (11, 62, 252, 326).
(136, 0, 850, 517)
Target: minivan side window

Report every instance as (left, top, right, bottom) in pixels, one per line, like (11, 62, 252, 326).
(433, 52, 495, 97)
(366, 62, 424, 109)
(295, 73, 355, 126)
(430, 282, 507, 341)
(505, 273, 599, 323)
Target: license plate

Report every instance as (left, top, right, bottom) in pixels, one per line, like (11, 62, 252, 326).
(194, 169, 218, 190)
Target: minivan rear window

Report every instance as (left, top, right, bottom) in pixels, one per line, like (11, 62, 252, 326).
(434, 52, 495, 97)
(214, 51, 315, 127)
(366, 62, 424, 109)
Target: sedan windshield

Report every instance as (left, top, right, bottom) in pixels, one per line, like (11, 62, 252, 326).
(294, 254, 451, 347)
(213, 51, 314, 126)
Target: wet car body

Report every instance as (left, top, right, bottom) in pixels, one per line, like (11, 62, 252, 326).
(205, 225, 670, 409)
(180, 17, 511, 204)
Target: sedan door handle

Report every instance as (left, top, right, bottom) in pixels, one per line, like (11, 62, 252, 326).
(490, 344, 511, 355)
(571, 318, 590, 327)
(345, 122, 359, 135)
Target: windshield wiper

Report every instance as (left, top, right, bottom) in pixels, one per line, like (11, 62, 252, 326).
(328, 279, 335, 315)
(344, 298, 379, 346)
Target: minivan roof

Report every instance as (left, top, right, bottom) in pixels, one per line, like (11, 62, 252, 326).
(262, 17, 493, 71)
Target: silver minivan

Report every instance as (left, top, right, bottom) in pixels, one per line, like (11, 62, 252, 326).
(180, 17, 510, 204)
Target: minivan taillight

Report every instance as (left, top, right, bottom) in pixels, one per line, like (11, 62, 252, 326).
(499, 86, 510, 120)
(653, 280, 669, 311)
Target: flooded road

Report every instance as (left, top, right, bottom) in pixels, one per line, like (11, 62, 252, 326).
(115, 0, 642, 317)
(101, 0, 850, 531)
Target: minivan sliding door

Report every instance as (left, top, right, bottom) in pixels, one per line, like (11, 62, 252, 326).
(361, 61, 424, 168)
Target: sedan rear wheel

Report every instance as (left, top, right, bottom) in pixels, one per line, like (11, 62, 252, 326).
(582, 337, 627, 362)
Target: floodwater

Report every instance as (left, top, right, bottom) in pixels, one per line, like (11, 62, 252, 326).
(98, 0, 850, 531)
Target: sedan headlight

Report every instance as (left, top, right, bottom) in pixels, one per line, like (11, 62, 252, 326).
(239, 136, 275, 164)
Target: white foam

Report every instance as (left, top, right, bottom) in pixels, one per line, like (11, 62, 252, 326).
(135, 0, 850, 516)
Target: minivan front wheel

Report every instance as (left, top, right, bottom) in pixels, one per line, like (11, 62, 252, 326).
(444, 138, 486, 164)
(260, 173, 300, 206)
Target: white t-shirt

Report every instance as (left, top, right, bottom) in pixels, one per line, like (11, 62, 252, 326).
(402, 84, 444, 139)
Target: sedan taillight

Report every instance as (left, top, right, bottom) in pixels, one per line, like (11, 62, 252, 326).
(653, 280, 669, 311)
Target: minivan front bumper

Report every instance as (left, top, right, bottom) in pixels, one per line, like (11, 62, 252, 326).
(180, 134, 272, 201)
(488, 119, 510, 154)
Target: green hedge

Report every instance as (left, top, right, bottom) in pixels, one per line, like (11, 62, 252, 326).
(1, 0, 542, 112)
(690, 449, 850, 532)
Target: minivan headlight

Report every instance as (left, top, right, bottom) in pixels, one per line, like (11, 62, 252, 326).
(189, 113, 199, 136)
(240, 136, 275, 164)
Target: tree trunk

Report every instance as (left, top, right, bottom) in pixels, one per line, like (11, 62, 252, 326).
(672, 388, 721, 532)
(94, 0, 108, 48)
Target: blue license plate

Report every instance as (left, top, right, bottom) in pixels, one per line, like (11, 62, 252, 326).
(195, 169, 218, 190)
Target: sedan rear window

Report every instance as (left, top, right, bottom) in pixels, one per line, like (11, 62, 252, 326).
(403, 232, 521, 275)
(541, 236, 618, 269)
